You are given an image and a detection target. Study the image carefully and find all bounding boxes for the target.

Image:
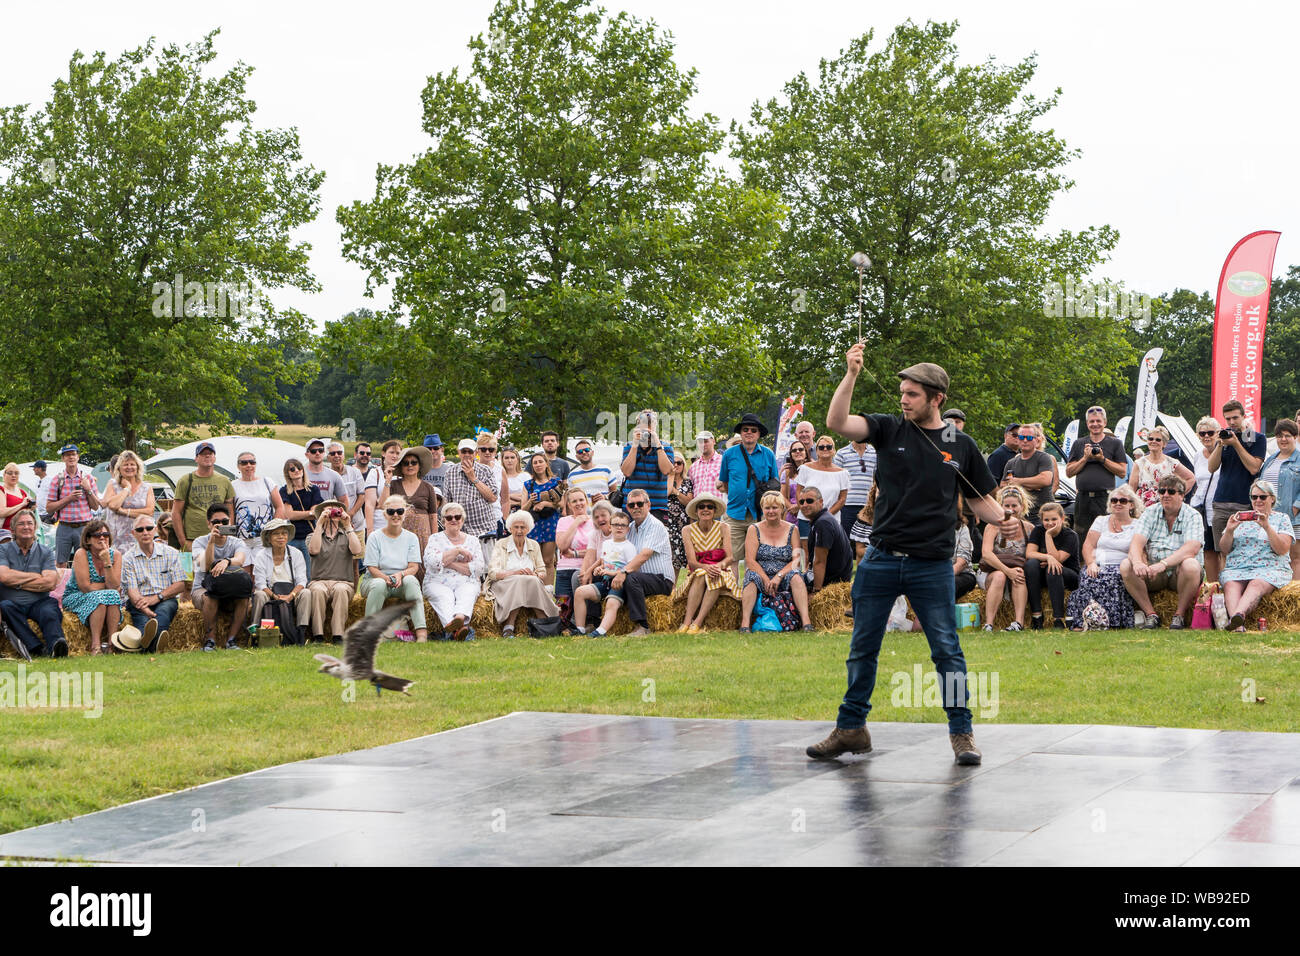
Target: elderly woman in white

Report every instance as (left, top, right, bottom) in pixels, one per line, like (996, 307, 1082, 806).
(250, 518, 311, 643)
(486, 509, 560, 638)
(424, 501, 486, 641)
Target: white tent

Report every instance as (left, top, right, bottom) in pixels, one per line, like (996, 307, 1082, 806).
(143, 436, 318, 490)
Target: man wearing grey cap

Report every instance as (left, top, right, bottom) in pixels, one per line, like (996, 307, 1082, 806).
(810, 347, 1002, 766)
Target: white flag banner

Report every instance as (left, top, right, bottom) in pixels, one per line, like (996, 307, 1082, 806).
(1132, 347, 1164, 448)
(1115, 416, 1133, 447)
(1061, 420, 1080, 458)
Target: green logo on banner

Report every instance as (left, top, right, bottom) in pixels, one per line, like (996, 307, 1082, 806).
(1227, 271, 1269, 296)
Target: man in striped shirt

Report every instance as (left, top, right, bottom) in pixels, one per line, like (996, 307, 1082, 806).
(833, 437, 876, 556)
(618, 489, 675, 636)
(620, 411, 675, 520)
(122, 515, 189, 653)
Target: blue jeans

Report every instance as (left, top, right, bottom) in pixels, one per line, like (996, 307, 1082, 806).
(127, 597, 179, 638)
(290, 538, 312, 578)
(838, 545, 973, 734)
(1, 597, 65, 655)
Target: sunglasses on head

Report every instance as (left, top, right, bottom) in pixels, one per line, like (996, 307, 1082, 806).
(386, 508, 406, 516)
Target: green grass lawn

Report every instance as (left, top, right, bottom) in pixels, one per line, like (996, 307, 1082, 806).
(1, 627, 1295, 835)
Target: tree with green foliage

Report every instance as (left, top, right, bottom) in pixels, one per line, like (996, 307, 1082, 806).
(0, 32, 322, 460)
(336, 0, 782, 447)
(732, 20, 1134, 448)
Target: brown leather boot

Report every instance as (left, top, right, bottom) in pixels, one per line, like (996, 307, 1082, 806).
(950, 732, 983, 765)
(806, 726, 872, 759)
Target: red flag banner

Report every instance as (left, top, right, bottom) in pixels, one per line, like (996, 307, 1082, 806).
(1211, 230, 1281, 429)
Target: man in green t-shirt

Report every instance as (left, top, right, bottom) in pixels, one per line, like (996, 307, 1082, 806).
(171, 442, 236, 550)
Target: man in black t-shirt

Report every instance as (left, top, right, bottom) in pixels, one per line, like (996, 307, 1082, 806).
(809, 347, 1002, 766)
(798, 488, 853, 590)
(1065, 405, 1127, 535)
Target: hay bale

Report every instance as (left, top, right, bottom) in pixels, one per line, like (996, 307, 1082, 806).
(809, 580, 853, 631)
(699, 595, 742, 631)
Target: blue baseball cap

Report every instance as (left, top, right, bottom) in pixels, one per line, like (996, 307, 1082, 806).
(423, 434, 443, 449)
(32, 460, 47, 469)
(59, 444, 79, 455)
(195, 441, 217, 455)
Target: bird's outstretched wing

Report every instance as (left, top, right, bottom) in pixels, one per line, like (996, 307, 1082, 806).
(314, 653, 343, 668)
(371, 670, 415, 695)
(342, 601, 415, 680)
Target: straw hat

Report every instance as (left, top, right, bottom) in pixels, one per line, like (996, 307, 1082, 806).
(109, 624, 145, 653)
(399, 445, 434, 474)
(260, 518, 295, 548)
(312, 498, 347, 519)
(686, 492, 726, 521)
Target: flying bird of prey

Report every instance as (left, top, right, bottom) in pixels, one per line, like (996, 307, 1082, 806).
(315, 601, 416, 696)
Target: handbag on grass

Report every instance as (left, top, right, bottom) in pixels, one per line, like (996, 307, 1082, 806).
(527, 616, 563, 638)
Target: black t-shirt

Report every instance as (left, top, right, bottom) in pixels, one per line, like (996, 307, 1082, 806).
(986, 444, 1017, 485)
(1068, 435, 1126, 493)
(1028, 525, 1080, 573)
(861, 413, 997, 559)
(1003, 451, 1055, 517)
(807, 508, 853, 584)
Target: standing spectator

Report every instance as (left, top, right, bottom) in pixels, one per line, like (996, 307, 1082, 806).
(380, 439, 403, 484)
(664, 454, 694, 573)
(1189, 415, 1224, 583)
(1029, 423, 1060, 499)
(1126, 427, 1195, 509)
(191, 503, 253, 651)
(361, 494, 428, 642)
(444, 438, 500, 563)
(352, 442, 383, 536)
(101, 451, 155, 550)
(121, 514, 187, 653)
(833, 436, 876, 556)
(617, 489, 676, 636)
(568, 438, 617, 502)
(475, 433, 507, 562)
(717, 413, 778, 572)
(305, 499, 364, 643)
(1066, 406, 1127, 535)
(1259, 419, 1300, 579)
(280, 459, 324, 575)
(1024, 501, 1081, 629)
(32, 460, 52, 526)
(522, 453, 563, 585)
(675, 492, 741, 633)
(328, 441, 366, 538)
(231, 451, 284, 557)
(303, 438, 349, 511)
(1121, 475, 1204, 630)
(1209, 399, 1267, 559)
(1219, 480, 1295, 629)
(420, 434, 449, 494)
(999, 425, 1054, 522)
(0, 510, 67, 659)
(424, 501, 486, 641)
(780, 440, 809, 523)
(250, 519, 311, 642)
(620, 410, 675, 521)
(390, 446, 440, 570)
(687, 431, 723, 503)
(62, 520, 125, 655)
(795, 436, 850, 546)
(170, 441, 233, 554)
(985, 424, 1021, 485)
(0, 462, 33, 543)
(47, 443, 102, 566)
(798, 486, 854, 593)
(500, 447, 527, 514)
(541, 430, 572, 480)
(778, 420, 817, 472)
(941, 408, 968, 433)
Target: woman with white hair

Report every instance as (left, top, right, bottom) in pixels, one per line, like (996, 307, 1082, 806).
(1219, 479, 1295, 631)
(424, 501, 486, 641)
(486, 509, 559, 638)
(102, 450, 155, 549)
(361, 494, 427, 641)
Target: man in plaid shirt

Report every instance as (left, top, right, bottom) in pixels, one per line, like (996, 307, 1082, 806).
(46, 443, 101, 567)
(1121, 474, 1204, 630)
(686, 431, 722, 501)
(444, 439, 501, 560)
(121, 514, 189, 652)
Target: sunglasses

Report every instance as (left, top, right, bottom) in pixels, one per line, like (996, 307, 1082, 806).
(134, 525, 156, 532)
(328, 450, 344, 456)
(308, 448, 324, 453)
(798, 498, 817, 505)
(696, 503, 715, 510)
(1017, 434, 1035, 440)
(481, 447, 498, 452)
(1111, 498, 1131, 505)
(90, 531, 111, 539)
(1157, 489, 1183, 496)
(627, 501, 648, 508)
(1250, 494, 1271, 501)
(816, 444, 833, 451)
(1197, 430, 1216, 437)
(444, 513, 464, 520)
(386, 508, 406, 516)
(238, 460, 256, 466)
(356, 450, 371, 456)
(402, 460, 420, 467)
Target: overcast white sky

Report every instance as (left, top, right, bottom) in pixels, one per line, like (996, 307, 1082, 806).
(4, 1, 1296, 326)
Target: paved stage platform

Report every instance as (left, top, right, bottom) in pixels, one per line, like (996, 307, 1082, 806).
(3, 713, 1299, 866)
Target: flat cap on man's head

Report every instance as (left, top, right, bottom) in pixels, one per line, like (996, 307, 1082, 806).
(942, 408, 966, 422)
(897, 362, 949, 392)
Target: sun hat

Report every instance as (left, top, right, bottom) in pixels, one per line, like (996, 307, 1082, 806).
(260, 517, 295, 548)
(686, 492, 726, 520)
(312, 498, 347, 518)
(399, 445, 434, 474)
(109, 624, 145, 653)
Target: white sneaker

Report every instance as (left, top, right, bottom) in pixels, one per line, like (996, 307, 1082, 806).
(1133, 610, 1146, 628)
(982, 624, 993, 632)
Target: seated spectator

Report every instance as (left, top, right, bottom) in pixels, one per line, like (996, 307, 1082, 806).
(47, 443, 102, 566)
(444, 439, 500, 562)
(952, 500, 976, 601)
(572, 509, 637, 637)
(1210, 399, 1268, 563)
(423, 501, 486, 642)
(1259, 419, 1300, 579)
(1067, 488, 1142, 630)
(1121, 475, 1204, 629)
(121, 514, 188, 653)
(361, 494, 428, 642)
(795, 436, 850, 546)
(0, 462, 34, 543)
(280, 458, 324, 576)
(999, 426, 1053, 523)
(1126, 427, 1195, 509)
(1219, 480, 1295, 631)
(191, 503, 253, 651)
(798, 486, 853, 593)
(231, 450, 285, 556)
(0, 510, 67, 658)
(61, 519, 125, 655)
(568, 438, 618, 503)
(618, 488, 677, 636)
(486, 510, 559, 639)
(620, 410, 675, 521)
(306, 498, 364, 643)
(100, 451, 155, 551)
(779, 440, 809, 522)
(676, 492, 741, 633)
(1024, 501, 1081, 629)
(739, 491, 812, 632)
(250, 518, 310, 643)
(555, 489, 597, 613)
(664, 454, 694, 574)
(391, 446, 441, 573)
(980, 487, 1033, 632)
(523, 452, 563, 585)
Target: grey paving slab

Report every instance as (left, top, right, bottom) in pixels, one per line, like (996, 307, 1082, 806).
(1, 712, 1297, 865)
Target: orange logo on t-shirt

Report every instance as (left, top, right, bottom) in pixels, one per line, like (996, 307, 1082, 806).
(940, 451, 953, 463)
